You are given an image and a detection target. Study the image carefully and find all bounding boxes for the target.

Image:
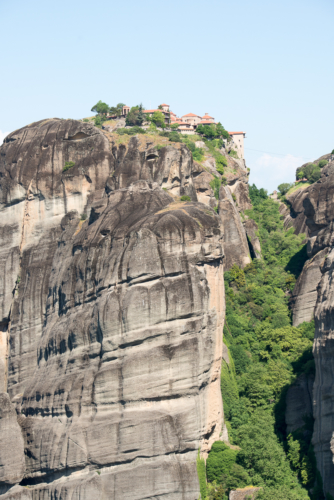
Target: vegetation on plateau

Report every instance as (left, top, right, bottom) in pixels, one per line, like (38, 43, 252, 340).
(203, 186, 324, 500)
(296, 159, 328, 184)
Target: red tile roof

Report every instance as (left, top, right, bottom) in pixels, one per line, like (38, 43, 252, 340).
(143, 109, 159, 113)
(160, 103, 169, 106)
(228, 131, 245, 135)
(202, 113, 214, 119)
(182, 113, 200, 117)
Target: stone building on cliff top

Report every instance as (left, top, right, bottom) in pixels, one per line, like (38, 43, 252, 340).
(108, 102, 246, 158)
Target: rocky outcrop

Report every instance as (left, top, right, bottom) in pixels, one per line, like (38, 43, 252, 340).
(218, 186, 251, 270)
(229, 487, 261, 499)
(285, 373, 314, 434)
(312, 250, 334, 496)
(291, 248, 328, 326)
(0, 393, 25, 492)
(244, 219, 261, 259)
(288, 157, 334, 496)
(0, 119, 229, 499)
(282, 187, 310, 236)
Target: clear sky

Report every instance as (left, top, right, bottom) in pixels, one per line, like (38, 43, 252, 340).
(1, 0, 333, 193)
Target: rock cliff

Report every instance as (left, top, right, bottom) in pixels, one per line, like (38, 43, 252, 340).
(0, 119, 243, 499)
(288, 158, 334, 496)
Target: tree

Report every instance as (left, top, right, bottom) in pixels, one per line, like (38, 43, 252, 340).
(309, 168, 321, 183)
(91, 100, 109, 115)
(137, 104, 145, 126)
(206, 442, 238, 483)
(126, 105, 146, 126)
(318, 160, 328, 168)
(151, 111, 166, 129)
(170, 123, 179, 130)
(277, 183, 294, 196)
(109, 103, 125, 117)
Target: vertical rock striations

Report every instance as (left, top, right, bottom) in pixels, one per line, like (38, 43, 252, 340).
(0, 119, 233, 499)
(289, 159, 334, 496)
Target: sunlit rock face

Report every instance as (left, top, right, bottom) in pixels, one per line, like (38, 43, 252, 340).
(0, 119, 226, 499)
(289, 158, 334, 497)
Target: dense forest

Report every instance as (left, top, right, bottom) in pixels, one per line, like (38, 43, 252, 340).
(200, 186, 326, 500)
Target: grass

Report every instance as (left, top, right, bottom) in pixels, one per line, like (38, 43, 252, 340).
(286, 181, 311, 196)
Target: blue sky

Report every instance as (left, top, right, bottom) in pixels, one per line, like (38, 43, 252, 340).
(1, 0, 333, 192)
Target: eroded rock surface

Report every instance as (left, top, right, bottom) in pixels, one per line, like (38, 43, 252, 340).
(291, 248, 328, 326)
(290, 157, 334, 496)
(218, 186, 251, 270)
(0, 119, 227, 499)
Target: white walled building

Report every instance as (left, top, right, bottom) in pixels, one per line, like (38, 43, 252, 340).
(228, 131, 246, 159)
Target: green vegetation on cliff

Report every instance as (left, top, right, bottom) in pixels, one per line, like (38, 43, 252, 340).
(205, 189, 323, 499)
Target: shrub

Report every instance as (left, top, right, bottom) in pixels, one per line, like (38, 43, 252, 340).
(180, 195, 191, 201)
(229, 149, 238, 158)
(318, 160, 328, 168)
(116, 126, 146, 135)
(80, 213, 87, 221)
(169, 131, 183, 143)
(210, 177, 222, 200)
(197, 450, 207, 499)
(63, 161, 75, 172)
(232, 193, 237, 203)
(206, 442, 238, 483)
(83, 118, 89, 122)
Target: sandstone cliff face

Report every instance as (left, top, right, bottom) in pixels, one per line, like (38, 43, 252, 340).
(291, 248, 328, 327)
(288, 158, 334, 496)
(0, 119, 229, 499)
(218, 186, 251, 270)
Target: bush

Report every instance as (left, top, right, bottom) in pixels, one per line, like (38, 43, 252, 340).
(63, 161, 75, 172)
(169, 131, 183, 142)
(206, 442, 238, 483)
(80, 213, 87, 221)
(197, 450, 207, 499)
(180, 195, 191, 201)
(116, 126, 146, 135)
(210, 177, 222, 200)
(318, 160, 328, 168)
(249, 185, 268, 206)
(229, 149, 238, 158)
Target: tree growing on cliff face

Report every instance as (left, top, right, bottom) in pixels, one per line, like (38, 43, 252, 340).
(277, 183, 294, 196)
(91, 100, 109, 115)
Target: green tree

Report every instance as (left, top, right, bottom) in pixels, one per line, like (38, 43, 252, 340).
(109, 102, 125, 117)
(151, 111, 166, 128)
(318, 160, 328, 168)
(91, 100, 109, 115)
(206, 442, 238, 483)
(277, 183, 294, 196)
